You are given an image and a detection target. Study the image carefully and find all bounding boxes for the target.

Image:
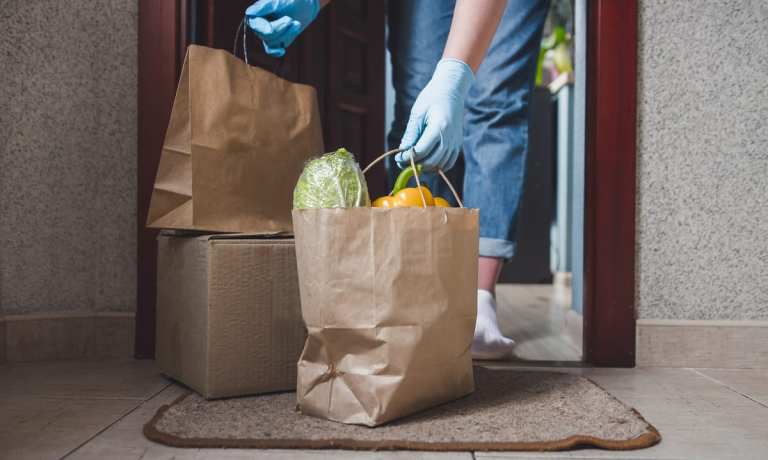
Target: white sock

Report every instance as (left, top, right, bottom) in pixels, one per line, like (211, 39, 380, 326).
(471, 289, 515, 360)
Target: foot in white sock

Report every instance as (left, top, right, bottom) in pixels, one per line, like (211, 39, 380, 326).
(471, 289, 515, 360)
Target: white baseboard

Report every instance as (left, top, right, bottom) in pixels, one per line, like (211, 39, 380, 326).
(4, 313, 764, 368)
(636, 319, 768, 369)
(0, 312, 135, 363)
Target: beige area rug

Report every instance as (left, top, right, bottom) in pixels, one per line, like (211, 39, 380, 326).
(145, 368, 660, 452)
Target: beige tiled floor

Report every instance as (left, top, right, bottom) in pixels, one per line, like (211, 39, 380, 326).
(0, 360, 167, 460)
(1, 361, 766, 460)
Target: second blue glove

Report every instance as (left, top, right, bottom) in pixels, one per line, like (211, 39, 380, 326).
(396, 58, 474, 171)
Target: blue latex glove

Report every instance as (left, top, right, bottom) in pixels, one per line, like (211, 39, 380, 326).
(246, 0, 320, 57)
(396, 58, 474, 171)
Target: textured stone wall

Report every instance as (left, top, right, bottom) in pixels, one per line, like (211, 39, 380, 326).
(0, 1, 137, 315)
(636, 0, 768, 320)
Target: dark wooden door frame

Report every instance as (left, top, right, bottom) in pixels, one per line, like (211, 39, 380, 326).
(136, 0, 185, 359)
(583, 0, 638, 367)
(136, 0, 639, 367)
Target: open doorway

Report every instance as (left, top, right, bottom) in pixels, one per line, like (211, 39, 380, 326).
(137, 0, 637, 367)
(383, 0, 585, 362)
(497, 0, 584, 363)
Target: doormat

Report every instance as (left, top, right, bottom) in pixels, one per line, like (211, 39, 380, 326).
(144, 368, 660, 451)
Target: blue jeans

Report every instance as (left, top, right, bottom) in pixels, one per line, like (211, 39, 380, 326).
(387, 0, 549, 259)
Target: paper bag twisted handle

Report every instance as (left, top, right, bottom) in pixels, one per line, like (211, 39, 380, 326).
(362, 148, 464, 208)
(234, 16, 289, 77)
(234, 18, 250, 65)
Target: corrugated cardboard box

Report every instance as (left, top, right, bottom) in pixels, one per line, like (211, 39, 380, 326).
(156, 233, 305, 399)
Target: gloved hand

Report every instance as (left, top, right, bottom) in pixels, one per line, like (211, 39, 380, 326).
(396, 58, 474, 171)
(246, 0, 319, 57)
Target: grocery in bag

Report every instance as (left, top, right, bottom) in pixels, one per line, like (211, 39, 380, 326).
(147, 44, 324, 233)
(292, 149, 479, 426)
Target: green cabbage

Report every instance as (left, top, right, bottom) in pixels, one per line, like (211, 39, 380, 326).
(293, 148, 370, 209)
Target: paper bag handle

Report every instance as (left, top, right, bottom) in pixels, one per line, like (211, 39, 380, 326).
(234, 16, 289, 78)
(362, 148, 464, 208)
(234, 17, 251, 64)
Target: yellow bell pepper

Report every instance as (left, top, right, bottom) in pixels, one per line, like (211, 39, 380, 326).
(434, 197, 451, 207)
(372, 196, 396, 208)
(393, 186, 434, 207)
(371, 165, 452, 208)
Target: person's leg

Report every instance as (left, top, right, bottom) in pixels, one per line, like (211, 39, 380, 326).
(386, 0, 455, 192)
(464, 0, 549, 359)
(478, 256, 504, 294)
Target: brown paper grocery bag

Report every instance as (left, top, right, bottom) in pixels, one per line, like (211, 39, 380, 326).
(147, 45, 324, 233)
(293, 206, 479, 426)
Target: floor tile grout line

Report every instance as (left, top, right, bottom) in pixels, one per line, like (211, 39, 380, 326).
(59, 381, 172, 459)
(691, 368, 768, 409)
(1, 394, 158, 401)
(475, 455, 682, 460)
(475, 452, 675, 459)
(57, 398, 146, 460)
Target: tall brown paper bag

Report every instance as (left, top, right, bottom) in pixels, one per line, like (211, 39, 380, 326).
(292, 207, 479, 426)
(147, 45, 323, 233)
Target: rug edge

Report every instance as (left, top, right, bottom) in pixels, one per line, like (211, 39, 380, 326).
(142, 390, 662, 452)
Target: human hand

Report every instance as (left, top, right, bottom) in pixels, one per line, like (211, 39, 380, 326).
(246, 0, 320, 57)
(396, 58, 474, 171)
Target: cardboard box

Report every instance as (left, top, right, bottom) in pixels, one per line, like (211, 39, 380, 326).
(156, 233, 305, 399)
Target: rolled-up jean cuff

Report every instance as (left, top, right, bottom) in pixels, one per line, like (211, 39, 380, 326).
(479, 237, 516, 259)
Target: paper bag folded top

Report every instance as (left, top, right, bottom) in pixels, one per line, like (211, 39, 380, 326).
(147, 45, 324, 234)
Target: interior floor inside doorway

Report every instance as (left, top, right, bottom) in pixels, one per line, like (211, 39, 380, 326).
(496, 282, 582, 362)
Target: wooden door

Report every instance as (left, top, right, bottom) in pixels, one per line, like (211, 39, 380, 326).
(202, 0, 387, 195)
(136, 0, 385, 358)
